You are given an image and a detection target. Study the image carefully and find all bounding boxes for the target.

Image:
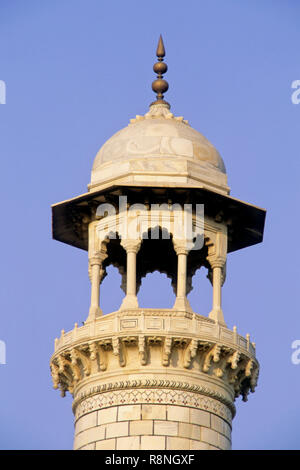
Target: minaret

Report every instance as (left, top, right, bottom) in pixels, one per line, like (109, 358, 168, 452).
(50, 36, 265, 450)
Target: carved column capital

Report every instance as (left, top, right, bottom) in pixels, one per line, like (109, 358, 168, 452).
(207, 255, 226, 270)
(120, 238, 142, 254)
(207, 261, 226, 286)
(89, 249, 108, 266)
(88, 266, 106, 283)
(206, 231, 227, 270)
(88, 250, 107, 284)
(172, 239, 190, 256)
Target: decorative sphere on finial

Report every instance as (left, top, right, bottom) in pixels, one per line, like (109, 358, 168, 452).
(150, 35, 170, 108)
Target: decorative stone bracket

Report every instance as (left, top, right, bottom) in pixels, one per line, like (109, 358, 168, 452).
(50, 333, 258, 403)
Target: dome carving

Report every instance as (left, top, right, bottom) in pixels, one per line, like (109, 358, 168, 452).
(89, 104, 229, 195)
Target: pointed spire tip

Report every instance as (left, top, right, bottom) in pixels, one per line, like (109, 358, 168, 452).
(156, 34, 165, 58)
(151, 35, 170, 108)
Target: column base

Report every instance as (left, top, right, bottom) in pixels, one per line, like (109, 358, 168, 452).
(120, 295, 139, 309)
(173, 296, 193, 312)
(51, 308, 259, 450)
(86, 306, 103, 323)
(208, 307, 226, 325)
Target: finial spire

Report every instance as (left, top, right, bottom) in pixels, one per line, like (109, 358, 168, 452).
(151, 35, 170, 108)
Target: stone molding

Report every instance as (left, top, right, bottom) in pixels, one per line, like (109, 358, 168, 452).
(54, 309, 255, 355)
(73, 383, 235, 423)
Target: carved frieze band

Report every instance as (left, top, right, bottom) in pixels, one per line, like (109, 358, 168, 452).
(50, 334, 259, 404)
(72, 382, 234, 423)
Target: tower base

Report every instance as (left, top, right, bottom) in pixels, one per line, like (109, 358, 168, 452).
(50, 309, 258, 450)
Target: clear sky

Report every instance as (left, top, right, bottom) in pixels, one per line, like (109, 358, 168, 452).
(0, 0, 299, 450)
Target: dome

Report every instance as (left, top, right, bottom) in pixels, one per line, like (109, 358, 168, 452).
(89, 104, 229, 195)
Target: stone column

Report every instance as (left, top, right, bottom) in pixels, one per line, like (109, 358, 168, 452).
(172, 239, 192, 311)
(208, 259, 225, 324)
(207, 232, 227, 325)
(87, 251, 107, 322)
(120, 239, 141, 309)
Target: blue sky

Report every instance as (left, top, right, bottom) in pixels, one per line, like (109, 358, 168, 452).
(0, 0, 299, 449)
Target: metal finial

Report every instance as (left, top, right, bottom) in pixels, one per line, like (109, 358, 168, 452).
(151, 35, 170, 108)
(156, 34, 165, 57)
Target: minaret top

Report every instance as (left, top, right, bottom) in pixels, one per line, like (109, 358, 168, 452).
(151, 35, 170, 109)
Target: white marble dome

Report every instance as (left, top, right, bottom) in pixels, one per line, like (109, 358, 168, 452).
(89, 104, 229, 195)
